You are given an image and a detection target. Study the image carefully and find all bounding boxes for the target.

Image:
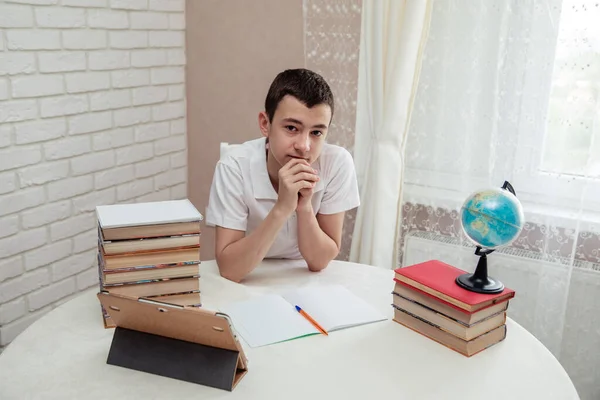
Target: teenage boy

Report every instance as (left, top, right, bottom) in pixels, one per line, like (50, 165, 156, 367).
(206, 68, 360, 282)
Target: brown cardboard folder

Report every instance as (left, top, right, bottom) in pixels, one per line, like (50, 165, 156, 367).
(97, 292, 248, 391)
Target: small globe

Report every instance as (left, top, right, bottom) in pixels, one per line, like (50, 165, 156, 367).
(460, 187, 525, 250)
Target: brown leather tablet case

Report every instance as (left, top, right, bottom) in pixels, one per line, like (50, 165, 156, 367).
(97, 291, 248, 391)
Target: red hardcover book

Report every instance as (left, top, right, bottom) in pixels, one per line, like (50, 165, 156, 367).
(394, 260, 515, 313)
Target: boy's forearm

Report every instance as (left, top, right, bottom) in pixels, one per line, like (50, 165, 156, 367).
(296, 207, 339, 271)
(217, 206, 288, 282)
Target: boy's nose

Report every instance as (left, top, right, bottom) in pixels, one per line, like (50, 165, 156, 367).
(295, 134, 311, 152)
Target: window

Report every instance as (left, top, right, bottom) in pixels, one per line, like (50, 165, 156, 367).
(511, 0, 600, 219)
(401, 0, 600, 222)
(542, 0, 600, 179)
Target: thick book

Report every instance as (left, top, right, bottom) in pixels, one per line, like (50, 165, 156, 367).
(96, 199, 202, 240)
(98, 292, 248, 391)
(102, 263, 200, 285)
(100, 221, 201, 241)
(393, 306, 507, 357)
(103, 276, 200, 297)
(99, 277, 201, 328)
(392, 292, 506, 340)
(392, 282, 509, 325)
(96, 199, 202, 229)
(149, 291, 202, 306)
(394, 260, 515, 313)
(101, 233, 201, 255)
(100, 245, 200, 270)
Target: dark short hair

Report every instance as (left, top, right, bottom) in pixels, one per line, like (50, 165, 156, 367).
(264, 68, 334, 123)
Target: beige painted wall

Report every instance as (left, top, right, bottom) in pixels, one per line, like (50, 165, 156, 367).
(185, 0, 305, 260)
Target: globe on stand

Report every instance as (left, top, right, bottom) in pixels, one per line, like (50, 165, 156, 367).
(456, 181, 525, 294)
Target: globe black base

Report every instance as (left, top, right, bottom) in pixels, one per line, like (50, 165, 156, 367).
(455, 273, 504, 294)
(456, 246, 505, 294)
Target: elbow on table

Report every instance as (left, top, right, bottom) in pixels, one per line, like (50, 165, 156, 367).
(216, 259, 244, 283)
(307, 260, 331, 272)
(305, 250, 338, 272)
(218, 268, 243, 283)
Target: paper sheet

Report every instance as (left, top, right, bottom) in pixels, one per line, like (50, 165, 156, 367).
(220, 294, 318, 348)
(282, 284, 387, 331)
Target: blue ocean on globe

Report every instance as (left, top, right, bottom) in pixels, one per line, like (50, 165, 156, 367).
(460, 188, 525, 249)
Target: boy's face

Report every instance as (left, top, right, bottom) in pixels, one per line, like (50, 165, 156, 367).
(259, 95, 331, 167)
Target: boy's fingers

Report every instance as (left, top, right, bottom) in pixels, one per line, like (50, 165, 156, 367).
(282, 158, 308, 170)
(279, 159, 306, 179)
(286, 163, 317, 176)
(291, 172, 319, 183)
(294, 180, 315, 191)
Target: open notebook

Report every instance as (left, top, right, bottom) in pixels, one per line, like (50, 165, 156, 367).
(220, 284, 387, 348)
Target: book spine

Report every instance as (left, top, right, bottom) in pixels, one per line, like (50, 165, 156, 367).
(102, 274, 201, 287)
(102, 244, 200, 258)
(104, 233, 201, 243)
(97, 230, 116, 329)
(394, 275, 472, 310)
(392, 311, 470, 357)
(392, 291, 509, 327)
(393, 278, 513, 314)
(102, 261, 201, 273)
(394, 279, 473, 313)
(145, 289, 201, 298)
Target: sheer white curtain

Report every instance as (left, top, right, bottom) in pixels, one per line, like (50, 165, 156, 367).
(350, 0, 432, 268)
(398, 1, 600, 398)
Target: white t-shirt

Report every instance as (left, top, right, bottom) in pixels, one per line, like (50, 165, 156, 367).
(206, 137, 360, 259)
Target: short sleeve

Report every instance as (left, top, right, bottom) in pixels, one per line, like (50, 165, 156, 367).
(205, 161, 248, 231)
(319, 149, 361, 215)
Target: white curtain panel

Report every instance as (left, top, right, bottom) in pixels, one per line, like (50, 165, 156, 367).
(350, 0, 433, 268)
(399, 1, 600, 398)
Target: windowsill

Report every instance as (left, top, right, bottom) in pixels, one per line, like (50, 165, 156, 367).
(399, 186, 600, 266)
(403, 168, 600, 228)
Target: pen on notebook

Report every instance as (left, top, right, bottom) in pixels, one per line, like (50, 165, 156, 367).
(295, 305, 328, 336)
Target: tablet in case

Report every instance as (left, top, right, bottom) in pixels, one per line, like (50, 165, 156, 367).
(97, 292, 248, 391)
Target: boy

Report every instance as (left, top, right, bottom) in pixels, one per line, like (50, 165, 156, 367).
(206, 68, 360, 282)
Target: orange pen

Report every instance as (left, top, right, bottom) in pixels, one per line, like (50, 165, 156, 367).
(295, 305, 328, 336)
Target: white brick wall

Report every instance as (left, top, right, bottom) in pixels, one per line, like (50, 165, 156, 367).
(0, 0, 188, 349)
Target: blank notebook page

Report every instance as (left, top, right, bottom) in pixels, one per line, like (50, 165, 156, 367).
(282, 284, 387, 331)
(220, 294, 318, 348)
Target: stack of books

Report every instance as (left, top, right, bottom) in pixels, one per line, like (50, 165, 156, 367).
(392, 260, 515, 357)
(96, 199, 203, 328)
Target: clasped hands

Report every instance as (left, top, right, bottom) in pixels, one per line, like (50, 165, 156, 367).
(274, 158, 319, 216)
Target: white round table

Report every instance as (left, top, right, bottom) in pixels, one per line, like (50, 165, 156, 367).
(0, 259, 580, 399)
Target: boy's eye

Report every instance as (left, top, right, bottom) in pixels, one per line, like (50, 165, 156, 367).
(285, 125, 298, 132)
(311, 131, 323, 137)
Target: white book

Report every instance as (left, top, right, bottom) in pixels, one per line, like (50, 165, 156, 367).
(96, 199, 202, 229)
(220, 284, 387, 348)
